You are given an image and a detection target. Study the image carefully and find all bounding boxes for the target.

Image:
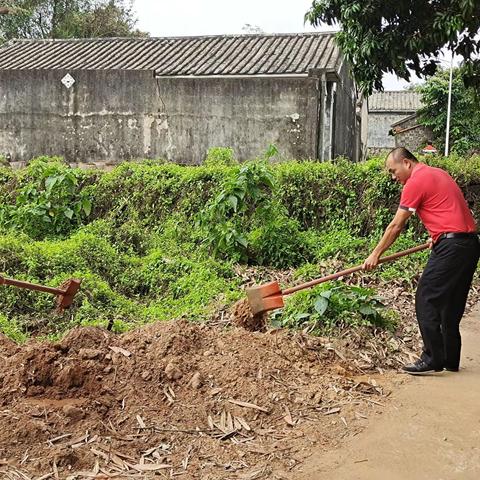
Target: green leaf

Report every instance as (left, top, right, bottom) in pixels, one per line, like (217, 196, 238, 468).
(82, 198, 92, 217)
(64, 208, 74, 219)
(235, 235, 248, 248)
(359, 305, 376, 316)
(228, 195, 238, 211)
(314, 296, 329, 316)
(45, 176, 57, 191)
(295, 313, 311, 322)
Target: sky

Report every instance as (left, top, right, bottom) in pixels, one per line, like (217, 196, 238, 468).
(133, 0, 419, 91)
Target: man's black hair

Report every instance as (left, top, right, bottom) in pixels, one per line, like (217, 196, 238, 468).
(388, 147, 418, 163)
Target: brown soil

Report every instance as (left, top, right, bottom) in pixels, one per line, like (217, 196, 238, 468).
(1, 282, 477, 479)
(229, 298, 268, 332)
(0, 320, 393, 479)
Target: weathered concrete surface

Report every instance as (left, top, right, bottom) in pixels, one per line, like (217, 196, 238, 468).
(333, 61, 358, 161)
(367, 112, 409, 151)
(0, 70, 325, 165)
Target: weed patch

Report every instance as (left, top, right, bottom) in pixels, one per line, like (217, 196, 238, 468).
(0, 154, 478, 340)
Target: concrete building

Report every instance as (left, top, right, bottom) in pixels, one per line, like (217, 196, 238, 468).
(367, 91, 423, 155)
(0, 33, 364, 167)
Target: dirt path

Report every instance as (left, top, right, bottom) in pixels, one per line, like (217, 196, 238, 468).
(296, 305, 480, 480)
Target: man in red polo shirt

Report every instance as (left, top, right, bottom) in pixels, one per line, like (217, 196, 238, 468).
(363, 147, 479, 374)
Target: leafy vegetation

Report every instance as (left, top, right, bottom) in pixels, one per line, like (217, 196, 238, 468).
(417, 67, 480, 155)
(274, 283, 395, 334)
(198, 154, 310, 268)
(305, 1, 480, 93)
(0, 157, 93, 238)
(0, 0, 146, 42)
(0, 154, 478, 341)
(203, 147, 237, 168)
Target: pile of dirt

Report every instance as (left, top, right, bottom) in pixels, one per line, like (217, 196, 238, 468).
(2, 280, 476, 479)
(0, 320, 394, 479)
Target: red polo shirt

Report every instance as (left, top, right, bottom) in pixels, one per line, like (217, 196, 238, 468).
(399, 163, 477, 242)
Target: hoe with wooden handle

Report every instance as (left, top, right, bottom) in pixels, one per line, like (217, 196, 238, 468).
(246, 243, 430, 316)
(0, 275, 82, 313)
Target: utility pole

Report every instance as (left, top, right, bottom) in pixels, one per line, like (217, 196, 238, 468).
(444, 55, 454, 157)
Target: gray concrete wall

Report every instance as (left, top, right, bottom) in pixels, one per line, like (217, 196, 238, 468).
(0, 70, 320, 165)
(0, 70, 156, 167)
(332, 62, 357, 160)
(367, 112, 414, 152)
(155, 76, 320, 163)
(358, 94, 369, 160)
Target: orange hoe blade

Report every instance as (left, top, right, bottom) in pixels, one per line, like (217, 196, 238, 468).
(246, 243, 429, 316)
(0, 276, 82, 312)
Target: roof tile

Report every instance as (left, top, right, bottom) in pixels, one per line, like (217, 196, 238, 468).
(369, 91, 423, 112)
(0, 33, 342, 76)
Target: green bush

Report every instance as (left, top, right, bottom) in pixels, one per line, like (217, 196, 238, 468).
(0, 313, 28, 343)
(0, 154, 478, 340)
(0, 157, 93, 238)
(204, 147, 237, 167)
(275, 282, 396, 334)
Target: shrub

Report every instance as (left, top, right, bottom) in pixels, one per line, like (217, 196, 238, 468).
(0, 153, 478, 339)
(198, 159, 313, 267)
(0, 157, 93, 238)
(204, 147, 237, 167)
(275, 282, 396, 334)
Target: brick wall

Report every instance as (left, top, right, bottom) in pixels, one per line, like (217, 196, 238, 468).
(393, 115, 433, 153)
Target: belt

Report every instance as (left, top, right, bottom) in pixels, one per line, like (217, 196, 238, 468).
(439, 232, 478, 240)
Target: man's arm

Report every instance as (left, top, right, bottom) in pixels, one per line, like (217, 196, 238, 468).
(363, 208, 413, 270)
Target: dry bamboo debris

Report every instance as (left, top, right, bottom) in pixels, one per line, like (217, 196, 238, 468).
(228, 399, 270, 413)
(236, 464, 271, 480)
(47, 432, 72, 445)
(88, 442, 173, 474)
(0, 410, 19, 420)
(0, 467, 34, 480)
(282, 406, 296, 427)
(163, 384, 176, 404)
(47, 431, 95, 448)
(135, 414, 146, 429)
(207, 410, 253, 440)
(108, 346, 132, 357)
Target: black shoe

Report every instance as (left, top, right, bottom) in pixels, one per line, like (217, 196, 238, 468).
(402, 360, 443, 375)
(444, 366, 459, 372)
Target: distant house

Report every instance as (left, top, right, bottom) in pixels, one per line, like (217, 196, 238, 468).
(390, 114, 434, 153)
(367, 91, 423, 155)
(0, 33, 364, 167)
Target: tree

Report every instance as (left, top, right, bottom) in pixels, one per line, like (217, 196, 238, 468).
(67, 1, 148, 38)
(0, 1, 21, 15)
(0, 0, 147, 41)
(417, 67, 480, 156)
(305, 1, 480, 95)
(241, 24, 265, 34)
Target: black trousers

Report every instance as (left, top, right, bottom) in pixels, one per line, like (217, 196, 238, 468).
(416, 235, 480, 369)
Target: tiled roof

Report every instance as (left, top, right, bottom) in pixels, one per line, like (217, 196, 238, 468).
(0, 33, 342, 76)
(368, 91, 423, 112)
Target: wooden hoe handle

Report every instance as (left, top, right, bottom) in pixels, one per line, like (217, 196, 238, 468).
(282, 243, 430, 296)
(0, 275, 66, 295)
